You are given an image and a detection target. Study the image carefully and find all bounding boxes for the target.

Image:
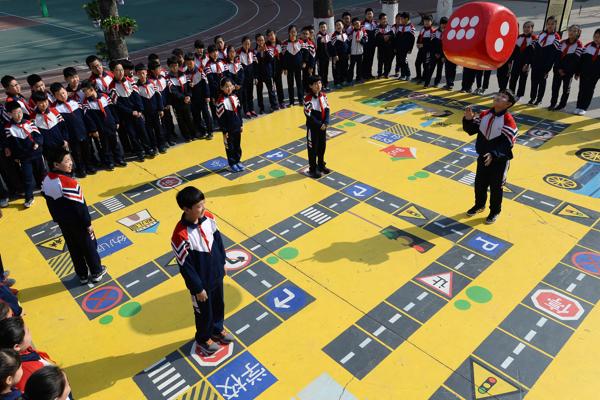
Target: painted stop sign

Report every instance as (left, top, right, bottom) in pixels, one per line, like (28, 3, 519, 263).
(531, 289, 584, 321)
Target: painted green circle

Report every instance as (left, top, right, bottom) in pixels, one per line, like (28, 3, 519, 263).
(336, 125, 345, 129)
(414, 171, 430, 178)
(278, 247, 299, 260)
(266, 256, 279, 265)
(268, 169, 286, 178)
(408, 176, 417, 181)
(466, 286, 493, 303)
(99, 315, 114, 325)
(118, 302, 142, 318)
(257, 175, 265, 180)
(454, 300, 471, 310)
(344, 122, 356, 127)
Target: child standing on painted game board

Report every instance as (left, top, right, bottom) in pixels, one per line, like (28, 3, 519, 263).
(171, 186, 233, 356)
(463, 89, 518, 225)
(304, 75, 330, 179)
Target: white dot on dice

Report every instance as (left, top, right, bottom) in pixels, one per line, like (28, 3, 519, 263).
(500, 21, 510, 36)
(451, 17, 460, 28)
(456, 29, 465, 40)
(469, 16, 479, 27)
(495, 38, 504, 52)
(447, 29, 456, 40)
(460, 16, 469, 27)
(466, 28, 475, 40)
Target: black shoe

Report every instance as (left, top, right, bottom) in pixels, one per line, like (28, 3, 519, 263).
(527, 99, 535, 105)
(79, 275, 90, 285)
(547, 104, 556, 111)
(116, 161, 127, 167)
(106, 164, 115, 171)
(158, 147, 167, 154)
(76, 171, 87, 179)
(91, 265, 107, 283)
(443, 85, 453, 90)
(485, 212, 500, 224)
(184, 137, 192, 143)
(136, 155, 145, 162)
(555, 103, 566, 111)
(145, 152, 156, 159)
(466, 206, 485, 217)
(309, 170, 322, 179)
(319, 166, 331, 174)
(168, 140, 177, 146)
(206, 133, 213, 140)
(87, 168, 97, 175)
(534, 99, 542, 106)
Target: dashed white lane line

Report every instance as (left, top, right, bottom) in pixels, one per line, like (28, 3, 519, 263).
(501, 356, 514, 369)
(340, 352, 355, 364)
(524, 330, 537, 342)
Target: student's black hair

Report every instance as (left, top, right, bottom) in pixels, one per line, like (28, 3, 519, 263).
(134, 63, 147, 72)
(499, 89, 517, 106)
(225, 45, 236, 58)
(148, 61, 161, 71)
(219, 77, 234, 89)
(595, 28, 600, 36)
(214, 35, 224, 44)
(207, 45, 217, 53)
(335, 19, 343, 25)
(0, 316, 25, 349)
(80, 80, 96, 92)
(1, 75, 16, 89)
(307, 25, 314, 31)
(5, 101, 20, 113)
(194, 39, 204, 49)
(351, 17, 360, 24)
(0, 301, 11, 320)
(265, 29, 275, 36)
(288, 24, 297, 33)
(121, 59, 134, 70)
(184, 53, 195, 62)
(241, 35, 250, 44)
(0, 349, 21, 391)
(31, 91, 48, 103)
(379, 13, 387, 19)
(341, 11, 351, 18)
(26, 74, 42, 87)
(440, 17, 448, 25)
(422, 14, 433, 21)
(147, 53, 160, 63)
(166, 56, 179, 66)
(47, 148, 71, 168)
(176, 186, 205, 210)
(62, 67, 78, 79)
(24, 365, 68, 400)
(49, 82, 64, 95)
(365, 8, 373, 14)
(172, 48, 184, 57)
(255, 32, 264, 40)
(546, 15, 557, 23)
(307, 75, 322, 88)
(85, 55, 100, 67)
(318, 21, 327, 27)
(301, 26, 310, 32)
(400, 12, 410, 19)
(108, 59, 122, 71)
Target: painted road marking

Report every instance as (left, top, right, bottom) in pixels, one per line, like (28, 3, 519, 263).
(295, 204, 337, 228)
(224, 301, 281, 346)
(387, 281, 447, 323)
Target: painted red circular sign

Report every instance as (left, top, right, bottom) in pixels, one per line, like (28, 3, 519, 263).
(81, 285, 123, 313)
(156, 175, 183, 190)
(571, 251, 600, 276)
(531, 289, 584, 321)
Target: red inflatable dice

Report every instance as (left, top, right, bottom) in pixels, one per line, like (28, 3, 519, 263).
(443, 2, 518, 70)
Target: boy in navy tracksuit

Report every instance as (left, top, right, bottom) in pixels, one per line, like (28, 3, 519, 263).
(463, 90, 518, 224)
(109, 61, 154, 161)
(148, 61, 177, 145)
(348, 18, 368, 84)
(63, 67, 86, 104)
(81, 80, 126, 170)
(238, 37, 257, 118)
(3, 101, 45, 208)
(528, 16, 561, 105)
(255, 33, 279, 113)
(282, 25, 305, 106)
(304, 75, 330, 179)
(509, 21, 537, 99)
(171, 186, 233, 355)
(414, 15, 435, 83)
(394, 12, 415, 80)
(575, 28, 600, 116)
(362, 8, 377, 80)
(30, 92, 69, 159)
(375, 13, 395, 79)
(135, 63, 168, 152)
(301, 26, 317, 92)
(215, 78, 244, 172)
(42, 148, 107, 284)
(166, 56, 198, 142)
(223, 46, 245, 99)
(549, 25, 583, 111)
(204, 46, 226, 128)
(26, 74, 56, 110)
(50, 83, 96, 178)
(266, 29, 287, 109)
(315, 22, 331, 90)
(329, 20, 350, 88)
(424, 17, 447, 88)
(1, 76, 31, 119)
(183, 54, 214, 139)
(86, 55, 114, 94)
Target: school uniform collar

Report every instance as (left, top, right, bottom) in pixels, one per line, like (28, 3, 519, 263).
(180, 214, 207, 228)
(0, 388, 22, 400)
(489, 108, 508, 117)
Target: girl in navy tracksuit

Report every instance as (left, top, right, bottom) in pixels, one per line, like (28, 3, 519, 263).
(255, 33, 279, 113)
(30, 92, 70, 159)
(528, 16, 561, 105)
(215, 78, 244, 172)
(183, 54, 213, 140)
(509, 21, 537, 99)
(394, 12, 415, 80)
(575, 29, 600, 115)
(238, 37, 256, 118)
(315, 22, 331, 90)
(148, 62, 177, 145)
(304, 75, 330, 179)
(282, 25, 305, 106)
(223, 46, 245, 101)
(549, 25, 583, 111)
(136, 63, 167, 152)
(0, 349, 22, 400)
(266, 29, 287, 109)
(329, 20, 350, 88)
(414, 15, 434, 83)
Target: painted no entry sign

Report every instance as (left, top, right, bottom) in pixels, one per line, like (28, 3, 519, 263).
(572, 251, 600, 275)
(81, 285, 123, 313)
(531, 289, 584, 321)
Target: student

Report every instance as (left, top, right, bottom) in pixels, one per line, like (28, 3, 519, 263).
(266, 29, 287, 108)
(315, 22, 331, 90)
(204, 46, 226, 128)
(237, 37, 257, 118)
(171, 186, 233, 355)
(166, 56, 197, 142)
(26, 74, 55, 109)
(183, 54, 213, 140)
(414, 15, 435, 83)
(509, 21, 537, 100)
(86, 55, 114, 93)
(0, 302, 12, 320)
(329, 19, 350, 89)
(549, 25, 583, 111)
(51, 83, 96, 178)
(348, 17, 368, 84)
(342, 12, 353, 35)
(224, 46, 244, 103)
(42, 149, 107, 283)
(214, 35, 227, 61)
(528, 16, 561, 105)
(301, 26, 317, 92)
(122, 59, 136, 81)
(375, 13, 394, 79)
(0, 349, 22, 400)
(282, 25, 305, 107)
(574, 28, 600, 116)
(194, 39, 207, 69)
(3, 101, 45, 208)
(304, 75, 330, 179)
(62, 67, 85, 104)
(474, 70, 491, 95)
(24, 366, 71, 400)
(148, 61, 177, 145)
(424, 17, 447, 87)
(362, 8, 378, 79)
(255, 33, 279, 113)
(1, 76, 31, 119)
(393, 12, 415, 80)
(135, 63, 168, 152)
(109, 61, 154, 160)
(463, 89, 518, 224)
(30, 92, 69, 159)
(215, 78, 244, 171)
(460, 67, 477, 93)
(172, 48, 185, 69)
(0, 317, 54, 392)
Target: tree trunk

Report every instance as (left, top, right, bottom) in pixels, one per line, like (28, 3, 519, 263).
(99, 0, 128, 60)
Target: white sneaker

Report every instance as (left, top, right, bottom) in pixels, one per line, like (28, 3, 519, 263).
(24, 198, 35, 208)
(577, 109, 586, 116)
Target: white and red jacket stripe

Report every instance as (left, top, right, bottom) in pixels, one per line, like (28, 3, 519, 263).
(42, 172, 92, 227)
(463, 108, 518, 160)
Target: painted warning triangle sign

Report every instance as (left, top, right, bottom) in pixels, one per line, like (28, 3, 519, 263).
(398, 205, 426, 220)
(502, 185, 512, 193)
(558, 204, 588, 219)
(167, 257, 178, 267)
(38, 235, 66, 252)
(416, 271, 453, 297)
(471, 358, 521, 399)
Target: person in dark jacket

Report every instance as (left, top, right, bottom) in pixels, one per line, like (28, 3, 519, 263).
(215, 78, 244, 172)
(0, 349, 23, 400)
(413, 14, 435, 83)
(204, 46, 226, 129)
(167, 56, 198, 141)
(362, 8, 377, 79)
(148, 61, 177, 146)
(135, 63, 168, 152)
(255, 33, 279, 113)
(509, 21, 537, 100)
(301, 26, 317, 92)
(375, 13, 395, 79)
(394, 12, 415, 80)
(266, 29, 287, 109)
(424, 17, 447, 87)
(549, 25, 583, 111)
(528, 16, 561, 105)
(574, 28, 600, 116)
(463, 89, 518, 224)
(304, 75, 330, 179)
(30, 92, 69, 160)
(183, 54, 213, 140)
(282, 25, 305, 107)
(41, 148, 107, 284)
(1, 76, 31, 119)
(171, 186, 233, 356)
(329, 20, 350, 88)
(315, 22, 331, 90)
(237, 37, 257, 118)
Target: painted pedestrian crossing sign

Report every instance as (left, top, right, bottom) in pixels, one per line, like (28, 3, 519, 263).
(417, 271, 453, 297)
